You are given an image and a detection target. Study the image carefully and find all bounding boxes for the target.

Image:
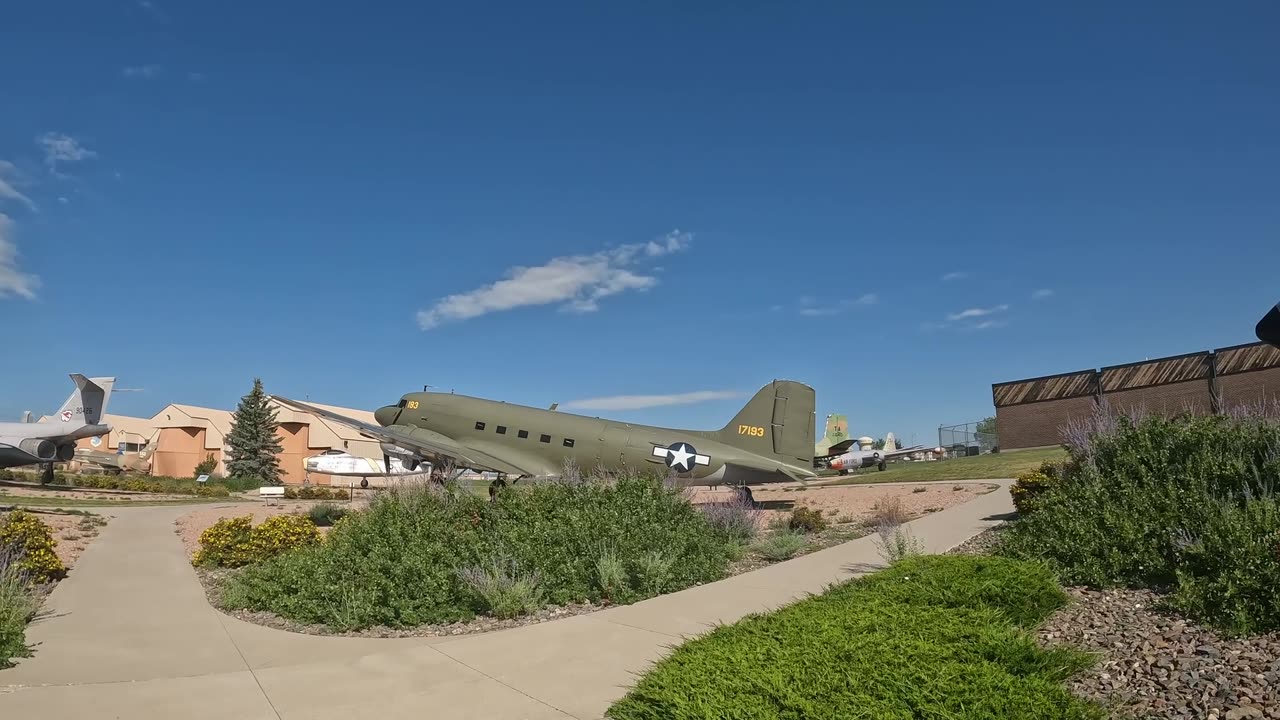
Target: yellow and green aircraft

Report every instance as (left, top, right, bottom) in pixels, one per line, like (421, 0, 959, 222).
(273, 379, 816, 503)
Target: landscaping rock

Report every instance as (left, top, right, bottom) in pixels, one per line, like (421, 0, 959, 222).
(950, 526, 1280, 719)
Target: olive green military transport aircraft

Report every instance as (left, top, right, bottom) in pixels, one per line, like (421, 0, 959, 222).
(272, 379, 817, 502)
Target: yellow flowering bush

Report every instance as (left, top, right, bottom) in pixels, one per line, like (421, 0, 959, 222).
(192, 516, 255, 568)
(0, 510, 66, 582)
(249, 515, 320, 560)
(192, 514, 320, 568)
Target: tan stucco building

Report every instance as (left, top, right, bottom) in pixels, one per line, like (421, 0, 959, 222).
(62, 400, 381, 485)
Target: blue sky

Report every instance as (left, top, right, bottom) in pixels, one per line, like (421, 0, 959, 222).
(2, 1, 1277, 448)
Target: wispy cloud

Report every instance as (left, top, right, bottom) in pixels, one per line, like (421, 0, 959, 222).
(188, 71, 206, 82)
(122, 64, 162, 79)
(798, 293, 878, 317)
(941, 271, 969, 281)
(0, 161, 36, 212)
(136, 0, 166, 20)
(0, 213, 39, 300)
(971, 320, 1007, 330)
(416, 230, 690, 329)
(1032, 288, 1054, 300)
(38, 133, 97, 176)
(947, 304, 1009, 321)
(563, 389, 741, 411)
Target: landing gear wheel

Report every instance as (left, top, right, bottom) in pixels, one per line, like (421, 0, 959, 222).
(734, 485, 758, 509)
(360, 478, 369, 489)
(488, 477, 508, 499)
(41, 463, 54, 485)
(877, 461, 887, 472)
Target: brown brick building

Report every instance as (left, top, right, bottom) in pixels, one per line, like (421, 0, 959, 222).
(993, 342, 1280, 450)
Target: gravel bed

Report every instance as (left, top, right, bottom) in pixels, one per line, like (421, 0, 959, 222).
(951, 526, 1280, 719)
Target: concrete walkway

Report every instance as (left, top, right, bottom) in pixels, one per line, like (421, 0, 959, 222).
(1, 481, 1014, 719)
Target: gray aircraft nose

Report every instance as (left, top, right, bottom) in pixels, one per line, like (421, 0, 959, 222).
(374, 405, 400, 427)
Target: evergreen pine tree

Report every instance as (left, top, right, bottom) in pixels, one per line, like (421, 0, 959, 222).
(224, 378, 284, 484)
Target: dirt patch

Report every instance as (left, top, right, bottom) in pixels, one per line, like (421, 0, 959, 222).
(691, 481, 995, 528)
(0, 508, 109, 571)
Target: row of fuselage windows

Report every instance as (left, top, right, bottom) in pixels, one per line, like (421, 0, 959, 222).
(474, 421, 575, 448)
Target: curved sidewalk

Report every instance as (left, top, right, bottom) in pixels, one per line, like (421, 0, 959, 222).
(1, 480, 1014, 720)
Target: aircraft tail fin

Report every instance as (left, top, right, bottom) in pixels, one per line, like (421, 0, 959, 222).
(884, 432, 897, 452)
(54, 374, 115, 428)
(717, 380, 815, 467)
(21, 411, 33, 424)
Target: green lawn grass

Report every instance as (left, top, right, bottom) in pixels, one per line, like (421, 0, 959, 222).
(0, 493, 246, 509)
(828, 446, 1067, 484)
(607, 554, 1103, 720)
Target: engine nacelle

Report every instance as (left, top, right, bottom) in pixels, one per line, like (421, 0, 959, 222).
(18, 438, 58, 461)
(57, 443, 76, 462)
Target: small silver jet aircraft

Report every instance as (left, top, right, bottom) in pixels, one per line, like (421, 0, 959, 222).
(824, 432, 927, 473)
(0, 374, 115, 482)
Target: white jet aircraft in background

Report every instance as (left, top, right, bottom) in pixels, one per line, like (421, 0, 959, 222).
(826, 432, 926, 473)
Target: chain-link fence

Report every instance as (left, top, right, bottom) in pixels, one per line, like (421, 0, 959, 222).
(937, 421, 998, 459)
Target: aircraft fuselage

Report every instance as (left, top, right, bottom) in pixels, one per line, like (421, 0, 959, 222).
(375, 391, 800, 486)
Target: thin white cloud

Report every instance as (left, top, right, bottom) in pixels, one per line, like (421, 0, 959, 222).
(188, 72, 206, 81)
(947, 304, 1009, 321)
(971, 320, 1007, 330)
(122, 64, 162, 78)
(57, 196, 69, 204)
(798, 294, 878, 316)
(799, 307, 839, 317)
(1032, 288, 1054, 300)
(941, 271, 969, 281)
(38, 133, 97, 176)
(0, 161, 36, 212)
(0, 213, 39, 300)
(563, 390, 741, 411)
(417, 230, 691, 329)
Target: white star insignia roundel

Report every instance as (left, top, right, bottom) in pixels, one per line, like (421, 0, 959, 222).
(652, 442, 711, 473)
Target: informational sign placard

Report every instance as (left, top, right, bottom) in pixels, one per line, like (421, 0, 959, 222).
(196, 474, 210, 483)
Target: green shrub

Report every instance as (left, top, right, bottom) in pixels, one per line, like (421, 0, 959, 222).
(633, 550, 675, 595)
(874, 522, 925, 565)
(754, 530, 807, 561)
(457, 558, 544, 619)
(219, 474, 732, 630)
(192, 516, 255, 568)
(308, 503, 348, 527)
(195, 484, 231, 498)
(1009, 461, 1062, 515)
(249, 515, 320, 560)
(0, 510, 65, 582)
(608, 555, 1099, 720)
(1000, 411, 1280, 635)
(193, 454, 218, 478)
(594, 547, 629, 602)
(787, 506, 828, 533)
(1, 546, 40, 669)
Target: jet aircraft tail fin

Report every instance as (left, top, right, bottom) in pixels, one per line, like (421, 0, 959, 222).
(54, 374, 115, 428)
(717, 380, 815, 468)
(883, 432, 897, 452)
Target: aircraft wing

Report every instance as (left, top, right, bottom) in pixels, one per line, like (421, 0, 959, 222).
(881, 445, 926, 460)
(271, 396, 544, 476)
